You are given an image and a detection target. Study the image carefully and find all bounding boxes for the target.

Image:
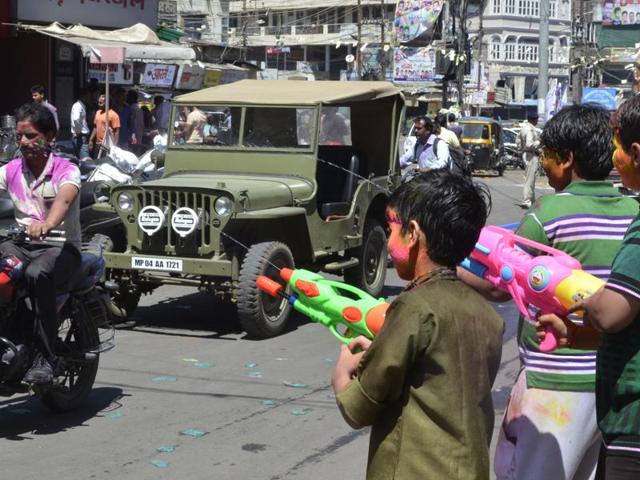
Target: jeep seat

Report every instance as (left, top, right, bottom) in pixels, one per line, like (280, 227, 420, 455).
(316, 146, 364, 220)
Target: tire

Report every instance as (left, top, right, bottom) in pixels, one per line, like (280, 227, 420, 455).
(237, 242, 294, 338)
(40, 300, 100, 412)
(344, 219, 387, 297)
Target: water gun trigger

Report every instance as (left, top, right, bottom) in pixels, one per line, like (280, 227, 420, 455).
(329, 324, 351, 345)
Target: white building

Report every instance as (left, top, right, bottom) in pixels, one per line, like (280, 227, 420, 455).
(469, 0, 572, 103)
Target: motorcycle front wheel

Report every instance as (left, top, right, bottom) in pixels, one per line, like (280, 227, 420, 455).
(39, 299, 100, 412)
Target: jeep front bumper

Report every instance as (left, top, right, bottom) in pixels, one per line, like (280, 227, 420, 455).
(104, 252, 233, 277)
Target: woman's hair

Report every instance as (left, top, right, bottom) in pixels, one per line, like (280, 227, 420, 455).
(15, 102, 57, 137)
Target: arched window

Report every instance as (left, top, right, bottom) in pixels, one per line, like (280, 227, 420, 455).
(490, 36, 502, 60)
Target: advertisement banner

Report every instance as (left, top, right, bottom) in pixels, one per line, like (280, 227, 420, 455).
(581, 87, 618, 110)
(601, 0, 640, 26)
(17, 0, 159, 29)
(394, 0, 444, 44)
(142, 63, 177, 88)
(393, 47, 438, 82)
(203, 69, 223, 87)
(88, 62, 134, 84)
(175, 64, 205, 90)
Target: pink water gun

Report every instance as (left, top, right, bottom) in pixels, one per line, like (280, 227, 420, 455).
(460, 226, 604, 352)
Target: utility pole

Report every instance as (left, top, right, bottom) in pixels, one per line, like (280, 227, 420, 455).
(357, 0, 362, 79)
(379, 0, 386, 80)
(456, 0, 469, 109)
(538, 0, 550, 121)
(241, 0, 248, 61)
(477, 0, 484, 90)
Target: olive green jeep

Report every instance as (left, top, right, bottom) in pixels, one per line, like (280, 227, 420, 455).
(98, 80, 404, 337)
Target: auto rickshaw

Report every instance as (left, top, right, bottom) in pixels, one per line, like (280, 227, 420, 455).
(459, 117, 506, 176)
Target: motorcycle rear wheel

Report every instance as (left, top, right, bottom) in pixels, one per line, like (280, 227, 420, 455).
(39, 300, 100, 412)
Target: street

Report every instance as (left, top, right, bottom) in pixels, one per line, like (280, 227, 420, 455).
(1, 170, 553, 480)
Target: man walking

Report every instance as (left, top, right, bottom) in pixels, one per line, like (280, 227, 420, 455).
(399, 116, 450, 171)
(89, 94, 120, 159)
(519, 113, 541, 208)
(30, 85, 59, 131)
(70, 88, 91, 159)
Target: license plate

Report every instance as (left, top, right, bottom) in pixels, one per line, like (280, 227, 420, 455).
(131, 256, 183, 272)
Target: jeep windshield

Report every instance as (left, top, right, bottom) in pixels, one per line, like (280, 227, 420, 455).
(170, 106, 317, 151)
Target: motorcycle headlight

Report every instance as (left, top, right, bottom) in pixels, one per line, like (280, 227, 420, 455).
(117, 192, 134, 212)
(214, 196, 233, 217)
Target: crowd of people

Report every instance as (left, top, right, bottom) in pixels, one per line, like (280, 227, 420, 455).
(31, 83, 171, 161)
(332, 96, 640, 480)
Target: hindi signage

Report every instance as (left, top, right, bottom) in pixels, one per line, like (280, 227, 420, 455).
(175, 63, 205, 90)
(18, 0, 159, 29)
(142, 63, 177, 88)
(88, 62, 134, 84)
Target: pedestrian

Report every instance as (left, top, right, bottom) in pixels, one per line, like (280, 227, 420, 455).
(152, 95, 171, 132)
(126, 90, 145, 155)
(332, 169, 504, 479)
(184, 106, 207, 144)
(436, 112, 461, 148)
(88, 94, 120, 159)
(30, 85, 59, 131)
(0, 103, 81, 384)
(538, 96, 640, 479)
(519, 113, 541, 208)
(117, 88, 132, 150)
(70, 87, 91, 159)
(460, 104, 638, 480)
(448, 112, 463, 140)
(399, 116, 449, 171)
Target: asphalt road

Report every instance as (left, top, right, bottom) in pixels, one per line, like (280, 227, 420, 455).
(0, 169, 553, 480)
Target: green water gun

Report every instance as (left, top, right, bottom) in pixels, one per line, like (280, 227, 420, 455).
(256, 268, 389, 344)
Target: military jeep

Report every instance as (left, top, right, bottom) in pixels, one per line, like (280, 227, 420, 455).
(100, 80, 404, 337)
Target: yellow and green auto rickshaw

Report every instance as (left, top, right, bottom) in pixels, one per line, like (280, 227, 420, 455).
(459, 117, 506, 176)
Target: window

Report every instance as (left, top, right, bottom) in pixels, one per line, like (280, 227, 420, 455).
(505, 0, 516, 14)
(319, 107, 352, 146)
(505, 43, 515, 60)
(518, 0, 539, 16)
(492, 0, 502, 14)
(172, 106, 240, 147)
(243, 107, 316, 149)
(550, 0, 557, 18)
(490, 39, 501, 60)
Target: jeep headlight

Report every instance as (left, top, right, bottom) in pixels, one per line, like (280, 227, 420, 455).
(117, 192, 134, 212)
(214, 196, 233, 217)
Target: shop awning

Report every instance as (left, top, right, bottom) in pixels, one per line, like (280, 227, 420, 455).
(21, 22, 196, 62)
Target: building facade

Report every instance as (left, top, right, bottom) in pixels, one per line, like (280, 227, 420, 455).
(469, 0, 572, 103)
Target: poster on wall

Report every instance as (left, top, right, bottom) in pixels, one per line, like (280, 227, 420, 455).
(142, 63, 177, 88)
(601, 0, 640, 26)
(88, 62, 134, 84)
(394, 0, 445, 44)
(175, 63, 205, 90)
(393, 47, 438, 82)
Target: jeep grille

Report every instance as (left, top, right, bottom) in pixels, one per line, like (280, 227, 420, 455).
(135, 190, 218, 256)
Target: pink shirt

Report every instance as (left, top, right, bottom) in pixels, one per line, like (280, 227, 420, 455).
(0, 154, 81, 246)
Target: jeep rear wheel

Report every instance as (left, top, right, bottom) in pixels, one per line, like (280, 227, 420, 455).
(344, 219, 387, 297)
(237, 242, 294, 338)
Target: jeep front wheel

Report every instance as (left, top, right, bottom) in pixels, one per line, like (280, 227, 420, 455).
(237, 242, 294, 338)
(344, 219, 387, 297)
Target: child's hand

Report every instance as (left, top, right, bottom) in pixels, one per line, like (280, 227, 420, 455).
(536, 312, 576, 348)
(348, 336, 372, 353)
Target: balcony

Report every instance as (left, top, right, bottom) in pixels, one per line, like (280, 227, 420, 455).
(489, 43, 570, 64)
(228, 22, 392, 47)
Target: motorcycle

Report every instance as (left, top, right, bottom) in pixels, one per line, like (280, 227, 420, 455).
(0, 227, 114, 411)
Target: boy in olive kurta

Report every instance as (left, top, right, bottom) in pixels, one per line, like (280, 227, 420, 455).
(332, 170, 505, 480)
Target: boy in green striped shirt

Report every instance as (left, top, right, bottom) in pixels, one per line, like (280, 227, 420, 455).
(461, 104, 638, 479)
(540, 96, 640, 478)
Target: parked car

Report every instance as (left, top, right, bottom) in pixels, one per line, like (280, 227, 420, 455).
(459, 117, 506, 175)
(96, 80, 404, 337)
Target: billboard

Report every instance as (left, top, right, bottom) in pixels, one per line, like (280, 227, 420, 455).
(601, 0, 640, 26)
(88, 62, 134, 84)
(142, 63, 177, 88)
(393, 47, 439, 82)
(17, 0, 159, 29)
(394, 0, 444, 44)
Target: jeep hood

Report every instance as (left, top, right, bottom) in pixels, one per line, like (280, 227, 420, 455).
(140, 172, 315, 211)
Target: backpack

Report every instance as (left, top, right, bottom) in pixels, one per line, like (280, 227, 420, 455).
(433, 138, 470, 176)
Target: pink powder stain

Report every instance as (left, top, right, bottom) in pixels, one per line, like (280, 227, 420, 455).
(5, 160, 28, 202)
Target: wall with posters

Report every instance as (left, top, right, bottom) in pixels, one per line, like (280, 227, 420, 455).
(600, 0, 640, 26)
(16, 0, 159, 29)
(394, 0, 444, 44)
(175, 64, 205, 90)
(88, 62, 135, 84)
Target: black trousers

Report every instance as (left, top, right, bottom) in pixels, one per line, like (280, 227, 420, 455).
(0, 240, 81, 356)
(596, 444, 640, 479)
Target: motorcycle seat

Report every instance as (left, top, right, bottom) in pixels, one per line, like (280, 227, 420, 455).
(66, 252, 105, 293)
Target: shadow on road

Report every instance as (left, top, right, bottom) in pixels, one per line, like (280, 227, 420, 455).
(0, 387, 124, 440)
